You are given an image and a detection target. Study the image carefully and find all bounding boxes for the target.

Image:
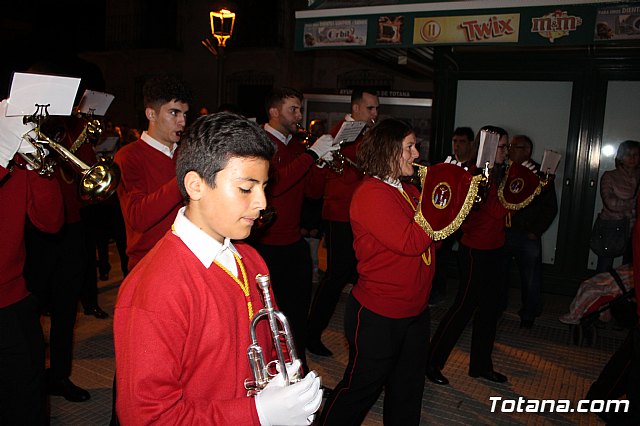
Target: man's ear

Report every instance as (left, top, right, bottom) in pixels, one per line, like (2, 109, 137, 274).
(268, 106, 279, 120)
(184, 171, 204, 201)
(145, 107, 156, 122)
(352, 103, 360, 116)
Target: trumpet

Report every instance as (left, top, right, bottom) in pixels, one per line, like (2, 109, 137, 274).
(69, 117, 103, 153)
(18, 119, 120, 202)
(296, 123, 357, 175)
(245, 274, 302, 396)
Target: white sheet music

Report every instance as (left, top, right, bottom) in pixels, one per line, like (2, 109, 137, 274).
(334, 121, 367, 145)
(540, 149, 562, 175)
(77, 90, 115, 116)
(475, 129, 500, 169)
(6, 72, 81, 116)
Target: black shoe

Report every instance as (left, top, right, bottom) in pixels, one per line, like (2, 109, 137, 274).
(48, 377, 91, 402)
(425, 364, 449, 385)
(307, 339, 333, 357)
(469, 370, 508, 383)
(84, 306, 109, 319)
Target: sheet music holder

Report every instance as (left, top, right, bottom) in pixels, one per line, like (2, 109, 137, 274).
(94, 136, 119, 154)
(334, 121, 367, 145)
(77, 90, 115, 116)
(6, 72, 81, 117)
(540, 149, 562, 175)
(475, 129, 500, 169)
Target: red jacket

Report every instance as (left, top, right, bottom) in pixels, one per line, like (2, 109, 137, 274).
(460, 184, 509, 250)
(114, 139, 183, 270)
(257, 132, 325, 245)
(322, 120, 365, 222)
(350, 176, 435, 318)
(0, 164, 63, 308)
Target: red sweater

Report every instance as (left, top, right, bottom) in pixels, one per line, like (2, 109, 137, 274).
(114, 139, 183, 269)
(460, 184, 509, 250)
(322, 120, 365, 222)
(114, 234, 275, 425)
(258, 132, 325, 245)
(350, 176, 435, 318)
(0, 165, 63, 308)
(633, 196, 640, 318)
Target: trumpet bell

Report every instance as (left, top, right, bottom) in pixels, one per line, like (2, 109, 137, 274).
(79, 161, 120, 202)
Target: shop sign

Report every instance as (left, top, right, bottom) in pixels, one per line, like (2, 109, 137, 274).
(531, 10, 583, 43)
(414, 14, 520, 45)
(594, 4, 640, 41)
(303, 19, 368, 47)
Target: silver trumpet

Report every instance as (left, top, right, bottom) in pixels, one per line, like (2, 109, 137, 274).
(245, 274, 302, 396)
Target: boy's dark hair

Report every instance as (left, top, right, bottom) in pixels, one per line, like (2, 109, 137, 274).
(351, 87, 378, 106)
(176, 112, 276, 202)
(143, 74, 193, 110)
(453, 126, 474, 142)
(357, 118, 414, 179)
(264, 87, 303, 115)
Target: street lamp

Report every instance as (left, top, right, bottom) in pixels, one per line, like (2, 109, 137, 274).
(201, 8, 236, 106)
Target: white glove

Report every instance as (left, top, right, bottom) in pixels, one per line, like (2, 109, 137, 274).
(309, 134, 336, 159)
(255, 362, 323, 426)
(0, 99, 36, 168)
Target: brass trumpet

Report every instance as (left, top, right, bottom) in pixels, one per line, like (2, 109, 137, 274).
(18, 118, 120, 202)
(296, 123, 356, 174)
(69, 117, 103, 153)
(245, 274, 302, 396)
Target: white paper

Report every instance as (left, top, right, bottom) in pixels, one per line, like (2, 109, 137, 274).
(94, 136, 119, 154)
(6, 72, 81, 117)
(475, 129, 500, 169)
(77, 90, 115, 116)
(540, 149, 562, 175)
(334, 121, 367, 145)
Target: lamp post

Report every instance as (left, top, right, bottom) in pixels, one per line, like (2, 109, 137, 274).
(201, 8, 236, 107)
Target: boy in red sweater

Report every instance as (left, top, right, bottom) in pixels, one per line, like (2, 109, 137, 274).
(114, 74, 192, 271)
(114, 112, 322, 425)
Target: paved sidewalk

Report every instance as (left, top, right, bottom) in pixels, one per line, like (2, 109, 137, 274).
(47, 246, 625, 425)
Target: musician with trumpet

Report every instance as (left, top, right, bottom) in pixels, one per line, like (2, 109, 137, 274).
(252, 87, 336, 373)
(320, 118, 436, 426)
(307, 87, 379, 357)
(114, 112, 322, 425)
(0, 98, 64, 424)
(426, 126, 512, 386)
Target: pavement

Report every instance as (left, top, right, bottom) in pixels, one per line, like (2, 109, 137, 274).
(46, 244, 629, 425)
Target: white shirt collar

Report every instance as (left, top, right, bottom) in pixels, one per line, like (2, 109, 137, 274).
(264, 123, 292, 145)
(172, 207, 241, 275)
(141, 131, 178, 159)
(374, 175, 403, 192)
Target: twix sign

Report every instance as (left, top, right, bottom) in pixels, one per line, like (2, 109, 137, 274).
(414, 14, 520, 45)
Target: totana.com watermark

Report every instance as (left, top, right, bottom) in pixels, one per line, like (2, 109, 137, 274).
(489, 396, 629, 413)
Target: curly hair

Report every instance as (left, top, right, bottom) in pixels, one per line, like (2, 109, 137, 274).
(143, 74, 193, 109)
(357, 118, 414, 179)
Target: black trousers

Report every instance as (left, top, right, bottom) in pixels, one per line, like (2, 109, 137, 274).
(253, 238, 312, 367)
(428, 244, 505, 374)
(0, 295, 48, 425)
(307, 220, 357, 339)
(319, 295, 430, 426)
(25, 222, 86, 381)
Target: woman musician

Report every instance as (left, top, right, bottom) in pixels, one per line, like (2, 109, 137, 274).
(319, 118, 436, 426)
